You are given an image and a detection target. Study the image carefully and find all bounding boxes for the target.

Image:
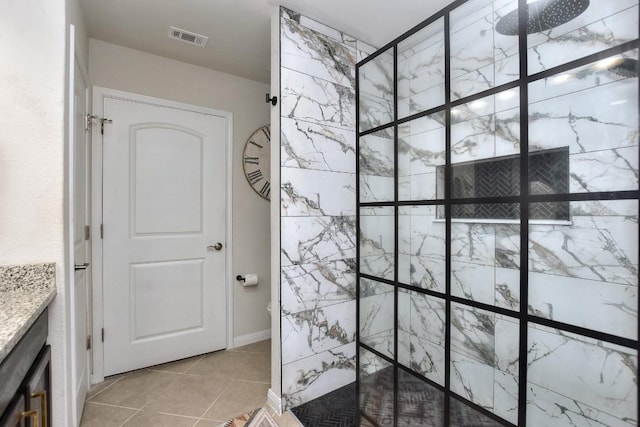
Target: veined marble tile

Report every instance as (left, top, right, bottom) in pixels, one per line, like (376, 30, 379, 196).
(360, 207, 395, 260)
(281, 216, 356, 267)
(495, 224, 520, 269)
(281, 168, 355, 216)
(451, 223, 496, 266)
(281, 68, 355, 131)
(359, 128, 394, 176)
(528, 3, 638, 75)
(281, 260, 355, 314)
(410, 335, 446, 386)
(398, 17, 445, 117)
(451, 262, 496, 306)
(527, 323, 637, 424)
(281, 117, 355, 173)
(527, 381, 635, 427)
(570, 147, 639, 193)
(450, 352, 495, 410)
(359, 174, 394, 203)
(398, 115, 446, 174)
(571, 199, 639, 217)
(495, 267, 520, 311)
(494, 371, 519, 425)
(360, 254, 394, 282)
(528, 206, 638, 286)
(282, 300, 356, 364)
(451, 303, 495, 366)
(281, 7, 357, 48)
(529, 271, 637, 340)
(282, 342, 356, 409)
(398, 329, 411, 369)
(494, 315, 519, 375)
(359, 278, 394, 358)
(356, 40, 377, 63)
(281, 15, 356, 88)
(528, 72, 638, 167)
(359, 346, 392, 376)
(359, 48, 394, 131)
(409, 292, 446, 346)
(408, 254, 446, 292)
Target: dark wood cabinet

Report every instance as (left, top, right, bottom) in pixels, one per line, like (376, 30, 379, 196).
(0, 310, 50, 427)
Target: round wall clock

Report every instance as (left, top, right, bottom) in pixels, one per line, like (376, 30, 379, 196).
(242, 124, 271, 200)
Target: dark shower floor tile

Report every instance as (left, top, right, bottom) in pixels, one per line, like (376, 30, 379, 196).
(290, 383, 357, 426)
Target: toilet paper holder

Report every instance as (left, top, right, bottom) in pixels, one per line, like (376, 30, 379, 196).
(236, 275, 245, 282)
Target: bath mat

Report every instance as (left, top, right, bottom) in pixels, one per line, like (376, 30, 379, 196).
(246, 407, 279, 427)
(221, 408, 259, 427)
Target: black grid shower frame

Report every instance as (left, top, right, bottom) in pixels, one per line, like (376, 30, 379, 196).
(355, 0, 640, 425)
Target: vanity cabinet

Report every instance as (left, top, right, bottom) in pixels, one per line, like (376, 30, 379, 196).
(0, 309, 50, 427)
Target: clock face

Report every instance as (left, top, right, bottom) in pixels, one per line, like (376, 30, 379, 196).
(242, 125, 271, 200)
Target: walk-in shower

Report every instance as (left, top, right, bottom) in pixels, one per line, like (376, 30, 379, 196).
(356, 0, 639, 425)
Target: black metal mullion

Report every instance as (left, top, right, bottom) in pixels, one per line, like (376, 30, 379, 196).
(443, 10, 453, 427)
(355, 62, 362, 427)
(517, 0, 529, 425)
(393, 43, 400, 427)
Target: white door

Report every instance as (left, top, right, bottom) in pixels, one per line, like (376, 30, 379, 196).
(69, 28, 90, 425)
(100, 91, 228, 376)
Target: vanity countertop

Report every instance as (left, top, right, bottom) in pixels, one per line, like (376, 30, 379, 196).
(0, 263, 56, 364)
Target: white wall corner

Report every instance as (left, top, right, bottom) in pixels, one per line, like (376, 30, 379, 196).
(232, 329, 271, 349)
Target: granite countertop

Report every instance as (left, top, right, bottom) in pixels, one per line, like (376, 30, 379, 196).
(0, 263, 56, 364)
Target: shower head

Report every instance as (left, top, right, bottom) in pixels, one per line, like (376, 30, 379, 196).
(496, 0, 590, 36)
(607, 58, 639, 78)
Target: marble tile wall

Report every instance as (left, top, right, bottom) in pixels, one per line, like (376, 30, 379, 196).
(279, 7, 375, 409)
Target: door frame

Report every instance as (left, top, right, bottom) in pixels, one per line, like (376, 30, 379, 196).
(67, 23, 91, 426)
(90, 86, 234, 383)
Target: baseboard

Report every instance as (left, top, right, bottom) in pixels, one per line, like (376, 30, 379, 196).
(232, 329, 271, 348)
(267, 388, 283, 415)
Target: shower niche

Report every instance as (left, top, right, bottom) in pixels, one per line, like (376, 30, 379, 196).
(356, 0, 639, 425)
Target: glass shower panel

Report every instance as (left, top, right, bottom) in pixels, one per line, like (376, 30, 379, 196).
(450, 90, 521, 198)
(526, 0, 639, 75)
(397, 17, 445, 118)
(450, 303, 520, 424)
(398, 206, 446, 292)
(359, 127, 395, 202)
(527, 323, 638, 426)
(398, 369, 445, 427)
(450, 205, 521, 310)
(398, 113, 446, 201)
(360, 278, 394, 358)
(360, 206, 395, 281)
(398, 289, 446, 385)
(359, 47, 395, 132)
(359, 348, 394, 425)
(529, 200, 639, 340)
(450, 0, 520, 100)
(529, 50, 639, 194)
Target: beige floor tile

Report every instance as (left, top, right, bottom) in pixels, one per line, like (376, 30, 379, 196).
(236, 352, 271, 383)
(187, 350, 255, 378)
(85, 375, 126, 400)
(122, 410, 198, 427)
(147, 354, 204, 374)
(79, 402, 138, 427)
(231, 339, 271, 354)
(89, 369, 178, 409)
(144, 374, 232, 417)
(194, 420, 220, 426)
(203, 380, 270, 422)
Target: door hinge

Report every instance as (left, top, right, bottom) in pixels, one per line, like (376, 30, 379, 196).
(86, 335, 92, 350)
(85, 225, 90, 240)
(100, 224, 104, 239)
(86, 115, 112, 134)
(85, 114, 94, 131)
(101, 328, 104, 342)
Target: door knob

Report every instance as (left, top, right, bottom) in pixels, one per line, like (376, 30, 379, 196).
(208, 243, 223, 251)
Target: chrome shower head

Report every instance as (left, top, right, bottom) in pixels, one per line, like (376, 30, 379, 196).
(607, 58, 639, 78)
(496, 0, 590, 36)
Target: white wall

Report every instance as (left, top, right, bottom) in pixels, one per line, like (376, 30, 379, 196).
(89, 39, 272, 342)
(0, 0, 70, 425)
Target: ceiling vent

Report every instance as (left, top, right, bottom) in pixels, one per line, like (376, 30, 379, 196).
(168, 26, 209, 48)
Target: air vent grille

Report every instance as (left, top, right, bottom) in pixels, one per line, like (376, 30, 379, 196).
(168, 26, 209, 48)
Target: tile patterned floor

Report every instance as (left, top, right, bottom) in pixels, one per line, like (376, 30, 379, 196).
(80, 339, 300, 427)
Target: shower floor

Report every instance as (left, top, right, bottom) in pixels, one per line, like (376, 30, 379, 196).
(292, 367, 505, 426)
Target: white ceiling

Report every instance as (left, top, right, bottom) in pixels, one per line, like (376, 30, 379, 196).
(80, 0, 454, 84)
